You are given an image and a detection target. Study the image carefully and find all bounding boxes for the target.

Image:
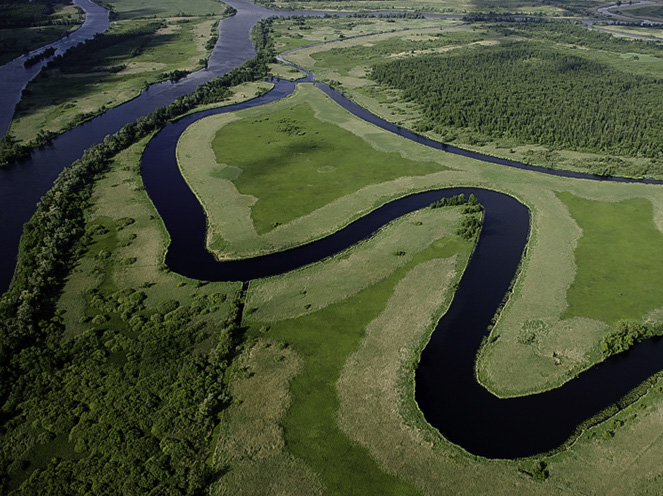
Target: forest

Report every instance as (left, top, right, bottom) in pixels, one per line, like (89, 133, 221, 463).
(0, 20, 276, 492)
(370, 39, 663, 159)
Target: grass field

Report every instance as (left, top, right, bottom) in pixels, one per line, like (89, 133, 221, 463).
(241, 222, 474, 495)
(558, 193, 663, 324)
(271, 16, 461, 53)
(177, 83, 455, 258)
(279, 20, 663, 178)
(609, 1, 663, 22)
(211, 101, 445, 233)
(108, 0, 227, 19)
(254, 0, 589, 16)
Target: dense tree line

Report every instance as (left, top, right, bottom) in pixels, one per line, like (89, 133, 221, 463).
(601, 320, 663, 356)
(371, 43, 663, 158)
(0, 20, 274, 492)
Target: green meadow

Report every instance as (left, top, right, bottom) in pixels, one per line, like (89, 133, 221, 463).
(0, 3, 84, 65)
(559, 194, 663, 324)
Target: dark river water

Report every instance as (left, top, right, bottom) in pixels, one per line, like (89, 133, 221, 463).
(2, 1, 663, 460)
(141, 76, 663, 458)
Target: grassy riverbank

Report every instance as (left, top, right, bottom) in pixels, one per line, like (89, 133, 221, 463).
(7, 0, 230, 145)
(0, 3, 84, 65)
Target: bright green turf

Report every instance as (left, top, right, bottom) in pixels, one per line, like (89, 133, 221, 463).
(212, 102, 446, 234)
(559, 192, 663, 324)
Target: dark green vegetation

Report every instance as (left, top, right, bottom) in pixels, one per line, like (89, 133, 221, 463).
(212, 102, 446, 233)
(0, 0, 78, 28)
(2, 256, 239, 493)
(371, 40, 663, 161)
(558, 193, 663, 324)
(601, 320, 663, 356)
(0, 23, 280, 492)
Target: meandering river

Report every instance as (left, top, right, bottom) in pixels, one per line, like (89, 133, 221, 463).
(2, 0, 663, 460)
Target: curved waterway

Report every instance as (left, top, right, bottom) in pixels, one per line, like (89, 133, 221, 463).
(3, 0, 663, 460)
(140, 78, 663, 458)
(0, 0, 314, 289)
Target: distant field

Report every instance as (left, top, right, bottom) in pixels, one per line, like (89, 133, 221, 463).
(254, 0, 596, 16)
(280, 19, 663, 178)
(611, 2, 663, 22)
(0, 3, 83, 64)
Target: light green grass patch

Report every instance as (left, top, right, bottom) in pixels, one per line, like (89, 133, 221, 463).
(108, 0, 226, 19)
(246, 225, 474, 496)
(213, 340, 323, 496)
(558, 193, 663, 324)
(247, 207, 464, 322)
(271, 16, 462, 53)
(212, 101, 445, 233)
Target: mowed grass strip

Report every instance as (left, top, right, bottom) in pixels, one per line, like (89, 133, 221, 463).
(212, 101, 446, 234)
(558, 192, 663, 324)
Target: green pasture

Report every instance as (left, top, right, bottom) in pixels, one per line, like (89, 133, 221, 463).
(254, 0, 585, 16)
(559, 193, 663, 324)
(10, 16, 217, 144)
(244, 223, 474, 495)
(107, 0, 227, 19)
(271, 16, 460, 53)
(0, 4, 84, 64)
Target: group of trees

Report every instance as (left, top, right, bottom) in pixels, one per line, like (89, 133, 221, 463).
(601, 320, 663, 356)
(371, 41, 663, 158)
(429, 194, 483, 240)
(0, 19, 276, 491)
(0, 274, 243, 493)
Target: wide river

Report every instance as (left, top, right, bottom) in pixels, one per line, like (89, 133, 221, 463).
(2, 0, 663, 459)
